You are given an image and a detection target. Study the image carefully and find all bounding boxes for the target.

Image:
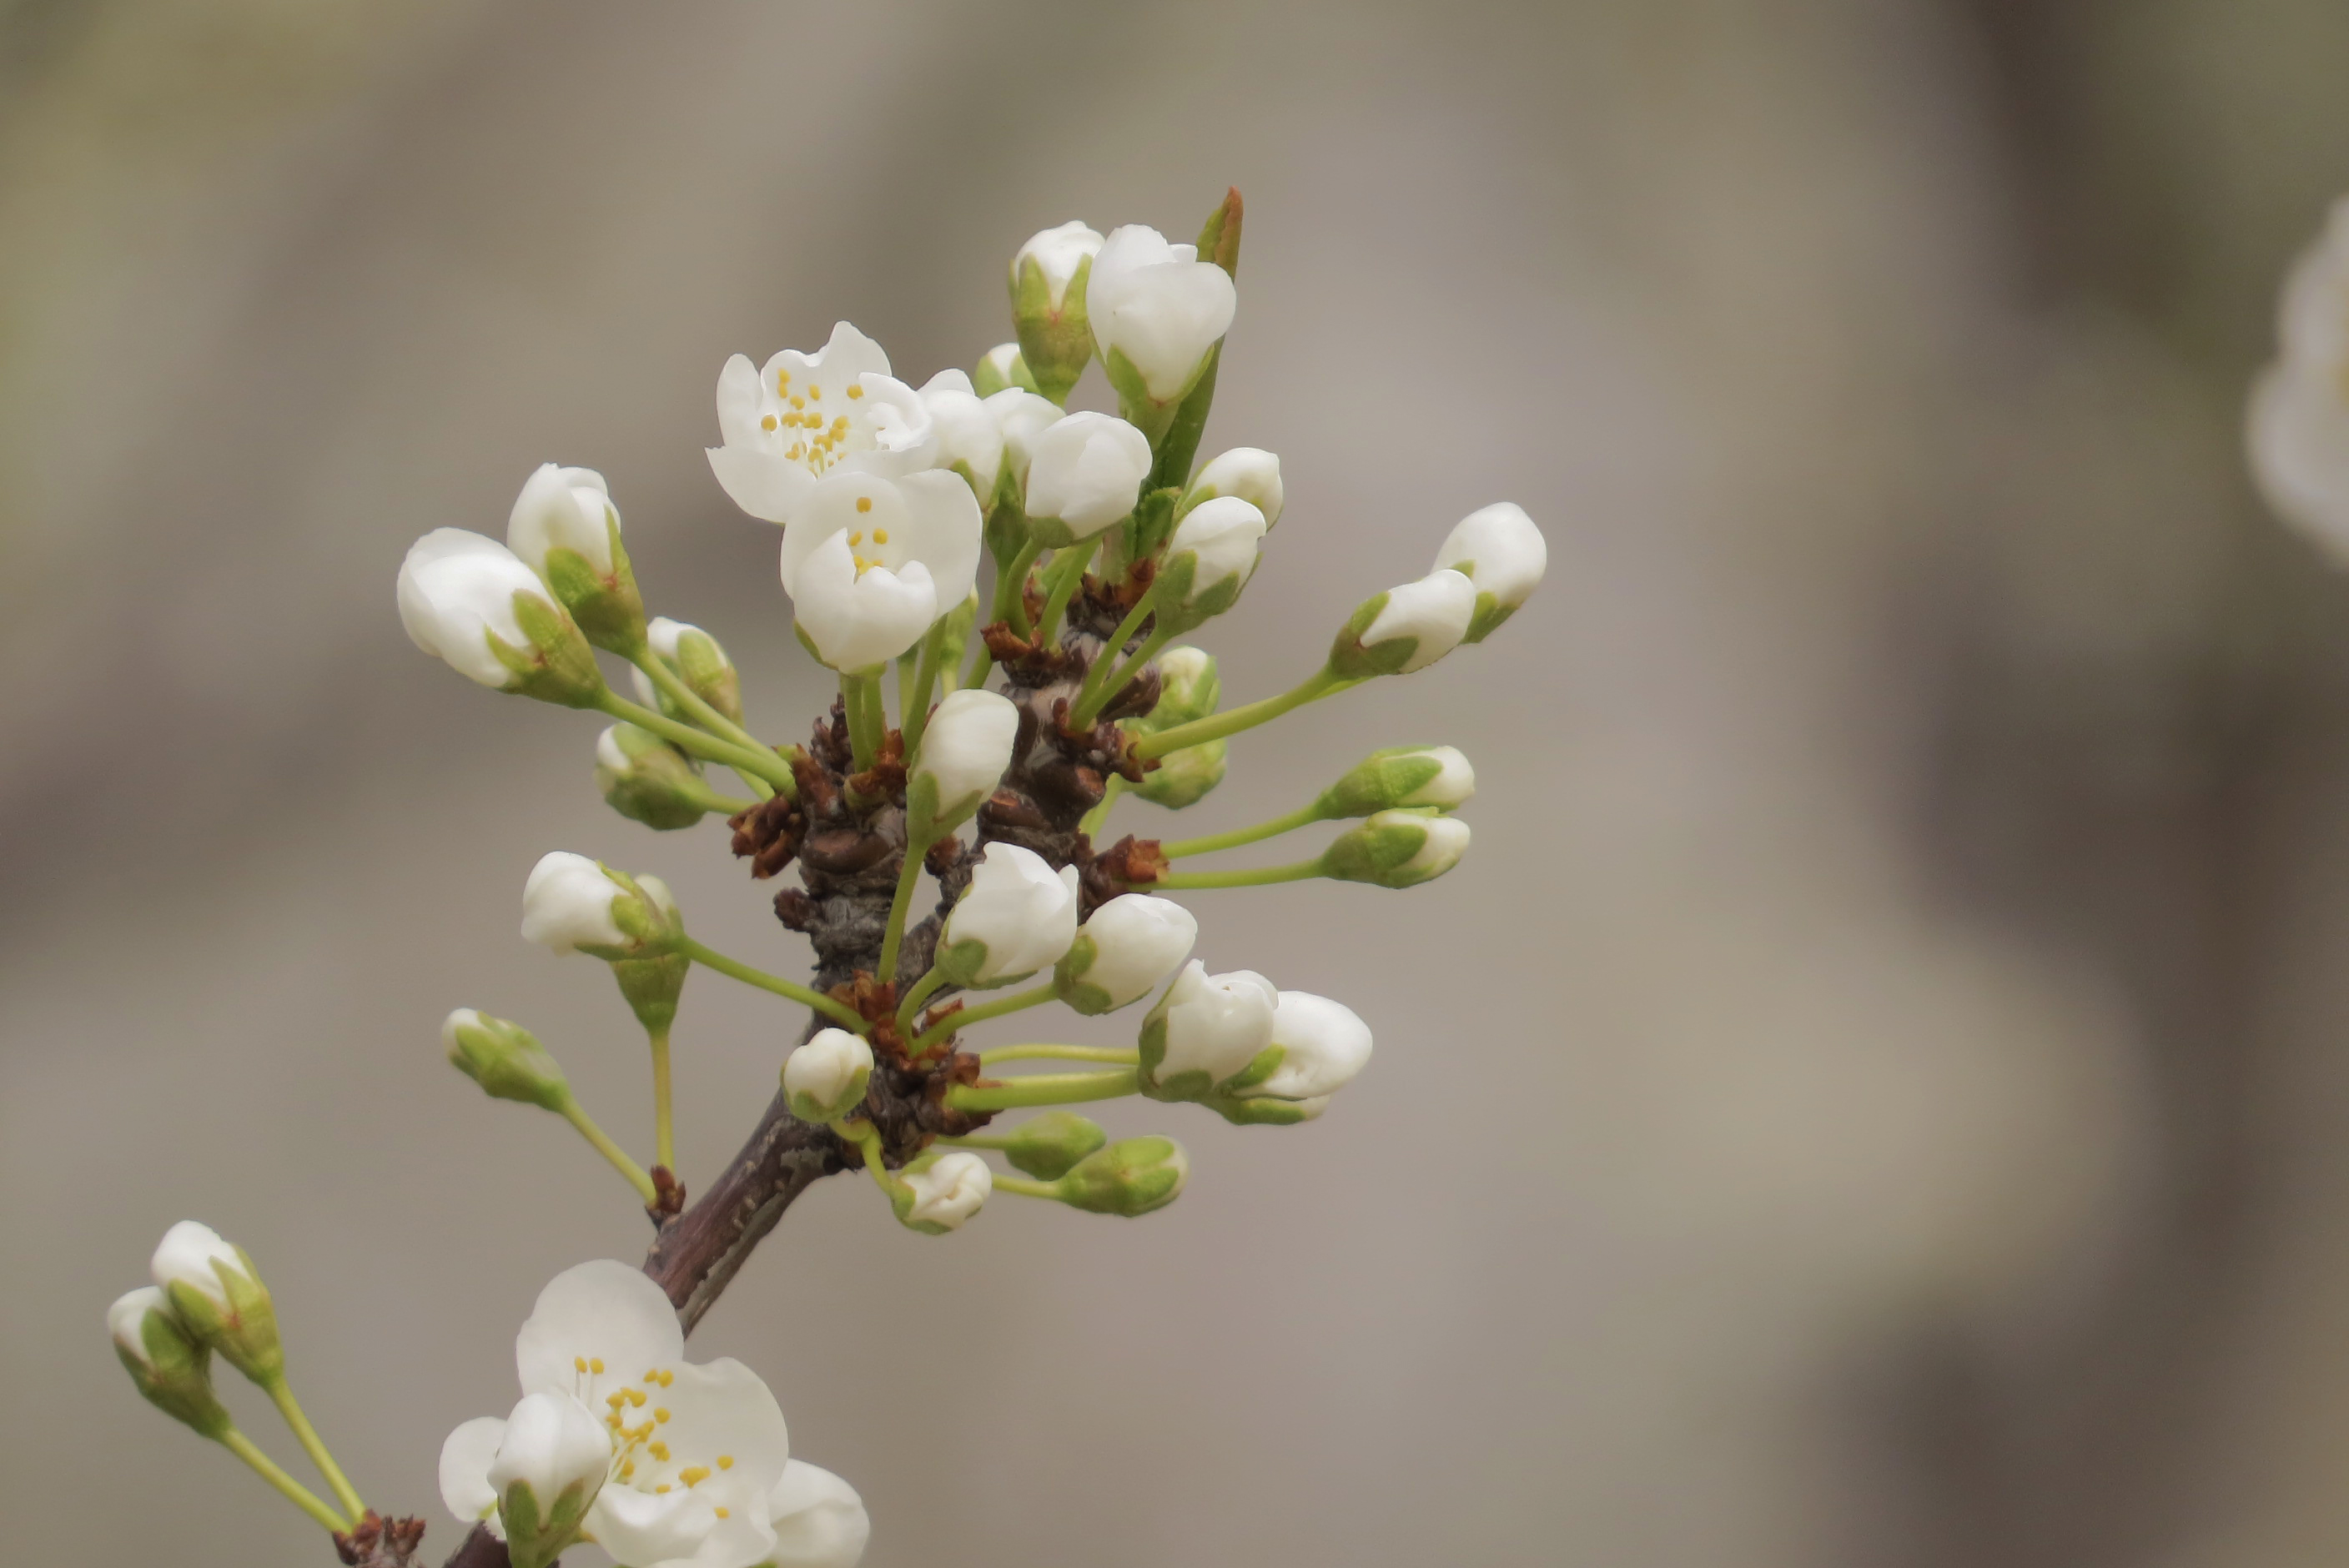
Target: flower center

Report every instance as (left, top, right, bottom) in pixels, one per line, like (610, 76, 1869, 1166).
(762, 366, 872, 478)
(566, 1359, 737, 1499)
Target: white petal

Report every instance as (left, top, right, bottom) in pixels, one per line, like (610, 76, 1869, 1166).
(888, 470, 983, 608)
(440, 1416, 507, 1529)
(708, 443, 813, 526)
(766, 1460, 871, 1568)
(1255, 992, 1374, 1100)
(1432, 502, 1546, 608)
(514, 1259, 685, 1400)
(655, 1356, 792, 1490)
(787, 535, 938, 671)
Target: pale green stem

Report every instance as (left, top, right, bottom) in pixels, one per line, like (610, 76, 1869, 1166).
(260, 1375, 366, 1523)
(839, 671, 886, 771)
(677, 937, 869, 1030)
(910, 980, 1060, 1053)
(556, 1095, 659, 1205)
(875, 833, 932, 984)
(1147, 859, 1325, 890)
(1072, 585, 1159, 716)
(989, 1173, 1064, 1200)
(632, 655, 775, 801)
(831, 1118, 908, 1204)
(1131, 670, 1357, 760)
(947, 1068, 1142, 1113)
(1071, 624, 1177, 729)
(596, 692, 796, 792)
(1077, 774, 1124, 839)
(674, 777, 757, 817)
(217, 1426, 351, 1534)
(961, 641, 996, 692)
(1035, 536, 1099, 643)
(996, 537, 1045, 635)
(1159, 802, 1329, 859)
(893, 966, 953, 1034)
(900, 619, 952, 753)
(978, 1043, 1139, 1066)
(647, 1025, 675, 1173)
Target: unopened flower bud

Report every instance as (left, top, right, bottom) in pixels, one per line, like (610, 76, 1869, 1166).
(1154, 496, 1265, 634)
(1011, 220, 1104, 404)
(1316, 746, 1475, 817)
(1180, 447, 1283, 530)
(1146, 646, 1219, 726)
(149, 1221, 281, 1381)
(920, 369, 1009, 505)
(110, 1286, 230, 1437)
(1057, 893, 1198, 1014)
(973, 342, 1039, 399)
(1319, 810, 1470, 888)
(1089, 224, 1237, 433)
(1054, 1135, 1189, 1216)
(1021, 412, 1151, 546)
(445, 1009, 571, 1113)
(783, 1028, 875, 1124)
(893, 1150, 991, 1234)
(595, 724, 709, 832)
(519, 852, 682, 958)
(629, 616, 742, 724)
(610, 950, 692, 1036)
(506, 464, 644, 653)
(908, 688, 1018, 839)
(1124, 647, 1227, 809)
(1000, 1112, 1109, 1180)
(1326, 568, 1476, 679)
(1210, 991, 1373, 1125)
(935, 843, 1081, 988)
(1130, 737, 1227, 809)
(1139, 961, 1278, 1101)
(397, 529, 606, 706)
(489, 1392, 610, 1568)
(1432, 502, 1546, 642)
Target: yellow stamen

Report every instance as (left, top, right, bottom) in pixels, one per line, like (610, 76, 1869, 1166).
(855, 496, 873, 514)
(807, 384, 822, 399)
(655, 1408, 671, 1424)
(650, 1441, 670, 1461)
(761, 414, 778, 432)
(657, 1370, 674, 1387)
(679, 1465, 712, 1488)
(717, 1455, 734, 1470)
(656, 1483, 672, 1494)
(872, 528, 889, 544)
(847, 385, 863, 400)
(716, 1506, 731, 1519)
(590, 1359, 604, 1375)
(574, 1357, 587, 1374)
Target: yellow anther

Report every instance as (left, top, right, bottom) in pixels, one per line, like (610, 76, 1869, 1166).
(847, 531, 862, 546)
(717, 1455, 734, 1470)
(790, 395, 805, 410)
(606, 1392, 626, 1408)
(656, 1483, 672, 1495)
(657, 1370, 674, 1387)
(716, 1506, 732, 1520)
(847, 384, 863, 400)
(625, 1388, 646, 1408)
(645, 1369, 659, 1380)
(680, 1465, 712, 1488)
(807, 384, 822, 399)
(649, 1441, 670, 1461)
(574, 1357, 587, 1374)
(590, 1359, 604, 1375)
(621, 1462, 635, 1480)
(655, 1408, 671, 1424)
(776, 369, 790, 390)
(855, 495, 873, 514)
(872, 528, 889, 544)
(761, 414, 778, 432)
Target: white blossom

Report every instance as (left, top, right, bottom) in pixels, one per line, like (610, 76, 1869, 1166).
(764, 1460, 871, 1568)
(108, 1286, 173, 1368)
(508, 465, 618, 576)
(919, 369, 1007, 502)
(1149, 962, 1278, 1088)
(988, 387, 1067, 494)
(783, 1029, 874, 1124)
(1252, 992, 1373, 1106)
(1088, 224, 1236, 403)
(1433, 503, 1544, 609)
(148, 1221, 247, 1314)
(440, 1260, 802, 1568)
(398, 530, 561, 688)
(1183, 447, 1284, 529)
(900, 1152, 991, 1233)
(777, 470, 983, 671)
(939, 843, 1081, 986)
(1359, 569, 1476, 673)
(1396, 812, 1471, 880)
(1022, 412, 1152, 541)
(1059, 895, 1197, 1013)
(707, 322, 938, 525)
(913, 688, 1018, 827)
(1013, 220, 1104, 309)
(519, 852, 630, 953)
(2251, 198, 2349, 559)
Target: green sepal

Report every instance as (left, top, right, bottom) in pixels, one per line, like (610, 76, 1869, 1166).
(1012, 253, 1094, 405)
(1128, 737, 1226, 809)
(603, 867, 682, 952)
(1104, 486, 1180, 580)
(1317, 810, 1443, 887)
(984, 471, 1030, 581)
(1217, 1043, 1285, 1096)
(1461, 591, 1516, 646)
(785, 1061, 873, 1127)
(611, 951, 690, 1035)
(596, 726, 708, 832)
(1324, 591, 1421, 681)
(883, 1150, 956, 1235)
(163, 1250, 282, 1383)
(1103, 342, 1208, 450)
(672, 625, 744, 721)
(490, 590, 608, 708)
(973, 346, 1039, 398)
(1002, 1112, 1109, 1179)
(1316, 748, 1448, 818)
(931, 937, 993, 990)
(448, 1013, 572, 1113)
(1151, 544, 1248, 636)
(1054, 1135, 1188, 1216)
(1135, 1007, 1220, 1102)
(117, 1311, 232, 1438)
(500, 1475, 596, 1568)
(1051, 932, 1112, 1015)
(537, 514, 646, 654)
(1204, 1092, 1320, 1127)
(1142, 190, 1241, 491)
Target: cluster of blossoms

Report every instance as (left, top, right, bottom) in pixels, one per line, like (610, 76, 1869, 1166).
(2251, 196, 2349, 558)
(112, 191, 1545, 1568)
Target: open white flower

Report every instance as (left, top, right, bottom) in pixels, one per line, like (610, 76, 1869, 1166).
(398, 530, 569, 689)
(1022, 412, 1152, 545)
(440, 1260, 805, 1568)
(937, 842, 1081, 987)
(919, 369, 1008, 503)
(777, 470, 983, 671)
(708, 322, 938, 525)
(2251, 198, 2349, 560)
(1058, 894, 1198, 1014)
(1143, 962, 1279, 1092)
(1089, 224, 1236, 408)
(899, 1152, 991, 1234)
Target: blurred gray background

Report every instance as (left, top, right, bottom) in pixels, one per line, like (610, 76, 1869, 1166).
(7, 0, 2349, 1563)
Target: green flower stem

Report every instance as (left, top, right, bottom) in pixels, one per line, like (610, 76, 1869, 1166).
(989, 1173, 1064, 1200)
(946, 1068, 1142, 1113)
(839, 671, 886, 771)
(676, 778, 757, 817)
(647, 1025, 676, 1173)
(996, 538, 1046, 635)
(961, 641, 996, 693)
(217, 1425, 351, 1534)
(677, 937, 868, 1030)
(978, 1043, 1139, 1066)
(910, 981, 1060, 1053)
(831, 1118, 907, 1204)
(259, 1375, 366, 1524)
(1159, 802, 1328, 859)
(893, 966, 953, 1034)
(1035, 537, 1099, 644)
(1130, 670, 1358, 761)
(1078, 774, 1124, 839)
(1071, 585, 1158, 717)
(631, 655, 775, 802)
(1146, 859, 1325, 890)
(1071, 624, 1176, 729)
(874, 834, 932, 984)
(556, 1095, 659, 1205)
(901, 619, 953, 756)
(596, 692, 796, 792)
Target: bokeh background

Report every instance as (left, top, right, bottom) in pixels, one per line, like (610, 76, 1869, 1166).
(7, 1, 2349, 1563)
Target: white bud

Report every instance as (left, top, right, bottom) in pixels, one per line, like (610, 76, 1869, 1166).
(783, 1028, 875, 1124)
(1155, 496, 1265, 635)
(1432, 502, 1546, 641)
(519, 852, 629, 953)
(489, 1392, 611, 1568)
(988, 388, 1069, 490)
(1088, 224, 1237, 404)
(1351, 569, 1476, 675)
(1254, 992, 1374, 1102)
(900, 1151, 991, 1233)
(1145, 961, 1279, 1090)
(1014, 220, 1105, 310)
(919, 368, 1008, 503)
(109, 1286, 173, 1367)
(973, 342, 1032, 398)
(149, 1221, 245, 1314)
(913, 688, 1018, 831)
(938, 843, 1082, 987)
(1021, 412, 1152, 543)
(506, 464, 617, 575)
(1183, 447, 1284, 529)
(1059, 894, 1198, 1014)
(396, 529, 560, 689)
